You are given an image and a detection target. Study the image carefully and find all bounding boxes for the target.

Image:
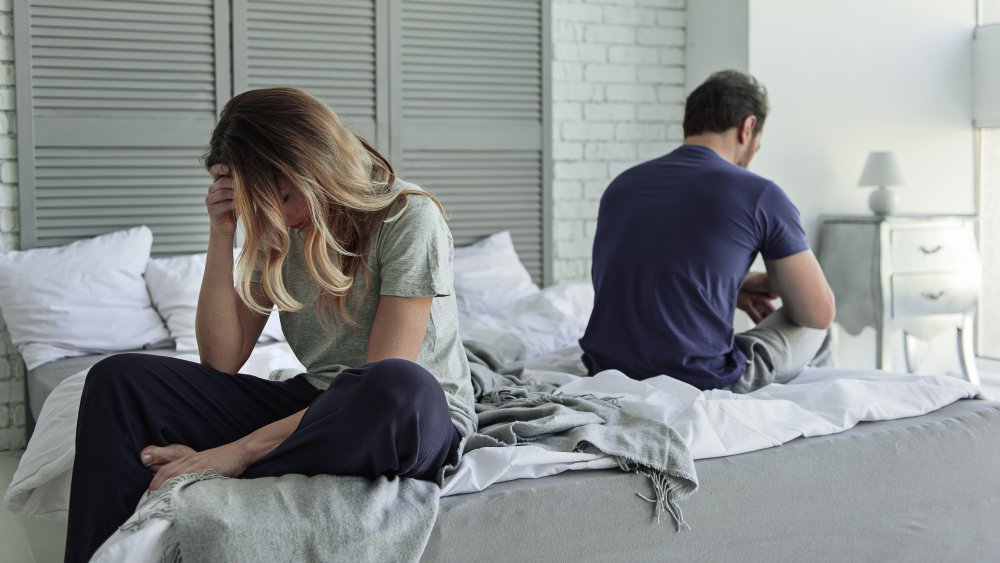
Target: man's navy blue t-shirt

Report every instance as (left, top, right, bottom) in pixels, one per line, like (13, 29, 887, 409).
(579, 144, 810, 389)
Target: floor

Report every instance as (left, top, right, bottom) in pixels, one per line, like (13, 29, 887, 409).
(0, 451, 66, 563)
(2, 368, 1000, 563)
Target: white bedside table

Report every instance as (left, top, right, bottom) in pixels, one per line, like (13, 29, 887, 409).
(818, 215, 981, 384)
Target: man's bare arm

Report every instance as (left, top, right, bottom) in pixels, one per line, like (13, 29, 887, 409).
(764, 250, 836, 329)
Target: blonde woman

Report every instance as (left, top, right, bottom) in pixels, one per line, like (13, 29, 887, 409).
(65, 88, 475, 562)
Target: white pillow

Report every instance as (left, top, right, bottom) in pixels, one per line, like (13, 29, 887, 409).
(145, 253, 206, 352)
(146, 250, 284, 352)
(0, 226, 171, 370)
(453, 231, 540, 316)
(459, 282, 594, 363)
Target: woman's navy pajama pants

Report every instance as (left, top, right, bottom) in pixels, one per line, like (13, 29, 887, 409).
(64, 353, 461, 563)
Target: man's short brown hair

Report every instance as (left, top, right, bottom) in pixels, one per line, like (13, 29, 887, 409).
(683, 70, 769, 138)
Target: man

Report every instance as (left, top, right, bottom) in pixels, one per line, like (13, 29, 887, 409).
(579, 70, 835, 393)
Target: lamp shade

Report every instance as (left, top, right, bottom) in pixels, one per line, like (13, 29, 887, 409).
(858, 151, 905, 187)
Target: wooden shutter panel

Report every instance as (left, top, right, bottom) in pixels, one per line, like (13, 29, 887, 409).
(232, 0, 385, 147)
(393, 0, 550, 284)
(15, 0, 230, 255)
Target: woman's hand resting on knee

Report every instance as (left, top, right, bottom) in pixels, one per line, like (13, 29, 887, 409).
(141, 442, 251, 492)
(139, 444, 196, 472)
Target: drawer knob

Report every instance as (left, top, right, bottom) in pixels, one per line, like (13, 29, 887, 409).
(918, 245, 943, 254)
(921, 290, 945, 301)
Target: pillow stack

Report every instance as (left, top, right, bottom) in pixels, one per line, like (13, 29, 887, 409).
(0, 228, 288, 370)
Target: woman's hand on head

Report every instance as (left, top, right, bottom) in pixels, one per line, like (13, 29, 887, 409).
(144, 441, 251, 492)
(206, 164, 237, 238)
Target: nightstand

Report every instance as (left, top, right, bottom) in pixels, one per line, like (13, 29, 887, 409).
(818, 215, 981, 384)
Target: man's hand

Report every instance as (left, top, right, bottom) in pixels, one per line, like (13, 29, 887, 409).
(144, 441, 251, 492)
(738, 272, 779, 324)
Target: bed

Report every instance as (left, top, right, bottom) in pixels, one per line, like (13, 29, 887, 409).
(427, 398, 1000, 563)
(3, 225, 1000, 562)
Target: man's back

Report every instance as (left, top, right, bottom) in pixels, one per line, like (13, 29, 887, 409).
(579, 144, 809, 389)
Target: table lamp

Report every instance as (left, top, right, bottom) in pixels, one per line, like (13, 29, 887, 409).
(858, 151, 905, 216)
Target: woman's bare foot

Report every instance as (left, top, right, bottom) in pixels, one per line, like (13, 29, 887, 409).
(140, 444, 197, 471)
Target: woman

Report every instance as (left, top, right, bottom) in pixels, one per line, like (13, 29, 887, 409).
(65, 87, 476, 562)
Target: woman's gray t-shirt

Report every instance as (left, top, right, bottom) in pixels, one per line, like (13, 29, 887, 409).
(257, 188, 475, 437)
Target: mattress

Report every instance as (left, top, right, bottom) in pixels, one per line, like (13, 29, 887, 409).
(423, 398, 1000, 563)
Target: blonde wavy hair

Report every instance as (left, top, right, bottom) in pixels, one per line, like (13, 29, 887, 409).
(204, 87, 443, 325)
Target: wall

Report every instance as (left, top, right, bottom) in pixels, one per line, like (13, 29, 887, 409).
(688, 0, 976, 242)
(686, 0, 977, 370)
(749, 0, 977, 371)
(685, 0, 747, 88)
(550, 0, 686, 282)
(747, 0, 976, 242)
(0, 0, 23, 451)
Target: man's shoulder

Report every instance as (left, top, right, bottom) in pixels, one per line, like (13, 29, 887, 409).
(698, 163, 786, 209)
(713, 160, 774, 189)
(611, 155, 662, 179)
(751, 177, 794, 205)
(602, 149, 784, 208)
(604, 154, 673, 193)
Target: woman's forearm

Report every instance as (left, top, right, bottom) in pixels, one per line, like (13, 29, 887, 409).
(237, 408, 307, 465)
(196, 232, 244, 371)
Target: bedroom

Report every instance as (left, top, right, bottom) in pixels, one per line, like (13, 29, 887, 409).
(1, 0, 999, 561)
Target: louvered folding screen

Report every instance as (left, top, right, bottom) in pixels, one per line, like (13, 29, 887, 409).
(392, 0, 549, 283)
(16, 0, 549, 281)
(14, 0, 230, 255)
(232, 0, 385, 147)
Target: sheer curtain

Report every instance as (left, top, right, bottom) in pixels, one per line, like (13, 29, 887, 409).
(980, 129, 1000, 359)
(978, 0, 1000, 358)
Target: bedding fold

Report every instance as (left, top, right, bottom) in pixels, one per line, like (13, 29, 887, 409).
(463, 340, 698, 529)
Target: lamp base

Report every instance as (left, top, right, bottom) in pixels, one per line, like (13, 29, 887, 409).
(868, 186, 898, 216)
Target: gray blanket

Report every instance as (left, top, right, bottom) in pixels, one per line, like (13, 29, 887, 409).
(464, 341, 698, 528)
(123, 472, 440, 563)
(127, 342, 698, 562)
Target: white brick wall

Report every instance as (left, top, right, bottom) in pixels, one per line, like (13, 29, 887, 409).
(0, 0, 23, 451)
(552, 0, 687, 282)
